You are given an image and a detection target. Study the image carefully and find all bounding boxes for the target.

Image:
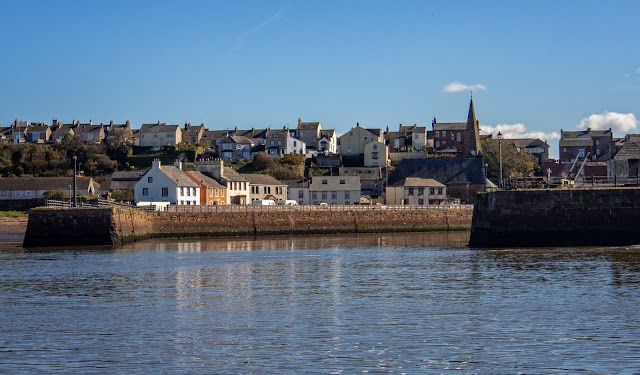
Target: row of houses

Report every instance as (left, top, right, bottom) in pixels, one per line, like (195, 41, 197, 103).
(3, 99, 542, 167)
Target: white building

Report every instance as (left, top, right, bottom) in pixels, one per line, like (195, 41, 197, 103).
(134, 160, 200, 205)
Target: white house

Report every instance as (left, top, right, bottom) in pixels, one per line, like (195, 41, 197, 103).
(134, 160, 200, 205)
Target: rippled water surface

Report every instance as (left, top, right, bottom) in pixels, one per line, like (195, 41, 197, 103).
(1, 232, 640, 373)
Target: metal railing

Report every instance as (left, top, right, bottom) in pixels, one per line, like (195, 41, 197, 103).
(166, 204, 473, 213)
(504, 175, 640, 190)
(44, 198, 141, 209)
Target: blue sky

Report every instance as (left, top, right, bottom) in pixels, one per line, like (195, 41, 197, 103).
(1, 1, 639, 157)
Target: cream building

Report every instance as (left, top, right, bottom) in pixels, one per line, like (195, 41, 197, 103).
(309, 176, 361, 205)
(385, 177, 447, 206)
(338, 123, 384, 156)
(364, 140, 388, 167)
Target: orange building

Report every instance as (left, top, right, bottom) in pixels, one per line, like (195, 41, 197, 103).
(185, 170, 227, 205)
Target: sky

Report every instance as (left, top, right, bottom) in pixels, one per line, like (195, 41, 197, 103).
(1, 1, 639, 158)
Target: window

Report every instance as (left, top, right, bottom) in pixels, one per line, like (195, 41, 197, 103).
(312, 192, 317, 199)
(193, 187, 197, 195)
(414, 134, 419, 140)
(148, 177, 153, 183)
(332, 191, 337, 199)
(372, 162, 379, 166)
(180, 200, 184, 205)
(187, 201, 191, 205)
(442, 131, 446, 138)
(418, 199, 424, 205)
(1, 192, 5, 196)
(216, 189, 219, 197)
(436, 141, 440, 148)
(322, 192, 327, 199)
(596, 139, 600, 146)
(141, 134, 145, 139)
(270, 140, 275, 146)
(293, 141, 297, 147)
(408, 188, 414, 195)
(369, 181, 374, 186)
(436, 131, 440, 138)
(143, 188, 148, 196)
(347, 146, 352, 152)
(26, 191, 32, 196)
(349, 131, 353, 136)
(340, 179, 345, 184)
(596, 149, 601, 156)
(277, 140, 282, 146)
(322, 180, 328, 184)
(450, 132, 454, 140)
(372, 152, 379, 159)
(180, 187, 184, 196)
(345, 191, 350, 199)
(457, 132, 462, 142)
(154, 133, 158, 138)
(187, 188, 190, 196)
(438, 188, 443, 195)
(373, 144, 377, 150)
(299, 130, 304, 136)
(429, 188, 435, 195)
(167, 134, 173, 138)
(418, 188, 424, 195)
(88, 133, 94, 139)
(299, 190, 304, 198)
(15, 191, 21, 197)
(162, 187, 168, 197)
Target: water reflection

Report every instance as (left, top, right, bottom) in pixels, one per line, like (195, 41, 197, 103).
(1, 232, 640, 373)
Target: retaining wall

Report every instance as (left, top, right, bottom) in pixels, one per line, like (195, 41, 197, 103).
(24, 206, 473, 247)
(469, 188, 640, 247)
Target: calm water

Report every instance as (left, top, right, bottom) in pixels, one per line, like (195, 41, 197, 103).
(1, 232, 640, 374)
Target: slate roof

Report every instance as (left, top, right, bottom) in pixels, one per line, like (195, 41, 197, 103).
(320, 129, 335, 138)
(0, 177, 94, 191)
(242, 173, 286, 186)
(389, 158, 485, 186)
(367, 128, 383, 137)
(186, 170, 225, 189)
(159, 166, 199, 187)
(283, 179, 308, 189)
(103, 168, 150, 191)
(224, 135, 252, 144)
(613, 142, 640, 160)
(508, 138, 547, 149)
(221, 167, 248, 183)
(433, 122, 466, 131)
(140, 123, 180, 133)
(391, 177, 445, 188)
(298, 122, 320, 129)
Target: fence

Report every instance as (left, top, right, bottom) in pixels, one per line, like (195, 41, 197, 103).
(44, 198, 143, 210)
(504, 175, 640, 190)
(166, 204, 473, 213)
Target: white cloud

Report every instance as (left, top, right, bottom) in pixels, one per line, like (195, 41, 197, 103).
(637, 66, 640, 74)
(480, 123, 560, 140)
(576, 111, 638, 133)
(443, 81, 487, 93)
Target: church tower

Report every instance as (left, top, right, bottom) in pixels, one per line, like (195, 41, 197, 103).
(464, 96, 482, 157)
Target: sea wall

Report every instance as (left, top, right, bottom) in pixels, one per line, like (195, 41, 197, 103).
(24, 207, 473, 247)
(469, 188, 640, 247)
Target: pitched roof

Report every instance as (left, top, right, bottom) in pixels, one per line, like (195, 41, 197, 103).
(242, 173, 286, 186)
(283, 179, 308, 189)
(389, 158, 485, 185)
(391, 177, 445, 188)
(221, 167, 249, 183)
(613, 141, 640, 160)
(507, 138, 547, 149)
(159, 166, 199, 187)
(298, 122, 320, 129)
(186, 170, 225, 189)
(0, 177, 94, 191)
(433, 122, 466, 131)
(140, 123, 180, 133)
(320, 129, 335, 138)
(112, 168, 150, 181)
(223, 135, 252, 144)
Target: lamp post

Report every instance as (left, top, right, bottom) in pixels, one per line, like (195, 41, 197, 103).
(497, 131, 503, 189)
(73, 155, 77, 207)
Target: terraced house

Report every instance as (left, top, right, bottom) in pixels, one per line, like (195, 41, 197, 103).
(139, 122, 182, 146)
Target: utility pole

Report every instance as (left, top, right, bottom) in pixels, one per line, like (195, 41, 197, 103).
(73, 155, 77, 207)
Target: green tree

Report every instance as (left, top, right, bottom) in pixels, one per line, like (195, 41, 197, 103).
(253, 152, 274, 170)
(105, 127, 133, 168)
(482, 138, 535, 179)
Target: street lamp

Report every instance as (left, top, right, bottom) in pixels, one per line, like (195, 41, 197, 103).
(497, 131, 503, 189)
(73, 155, 77, 207)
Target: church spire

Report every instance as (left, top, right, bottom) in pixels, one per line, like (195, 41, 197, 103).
(465, 96, 482, 157)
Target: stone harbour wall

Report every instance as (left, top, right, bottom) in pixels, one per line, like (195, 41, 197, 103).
(469, 188, 640, 247)
(24, 207, 473, 247)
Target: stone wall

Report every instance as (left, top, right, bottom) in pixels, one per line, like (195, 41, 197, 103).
(469, 188, 640, 247)
(24, 207, 473, 247)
